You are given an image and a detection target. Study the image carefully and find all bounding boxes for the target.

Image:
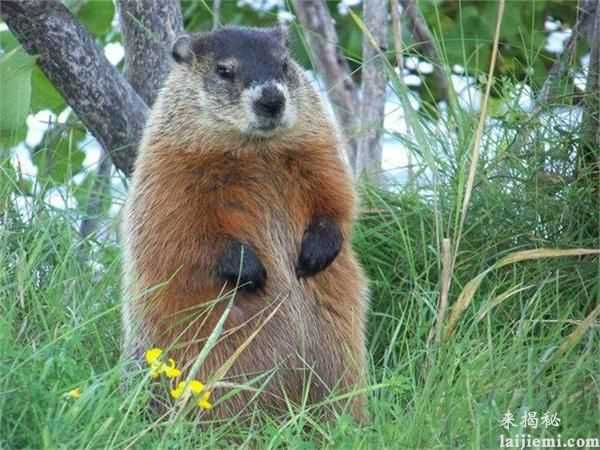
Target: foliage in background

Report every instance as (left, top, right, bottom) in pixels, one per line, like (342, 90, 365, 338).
(1, 1, 599, 448)
(0, 0, 586, 188)
(1, 135, 599, 447)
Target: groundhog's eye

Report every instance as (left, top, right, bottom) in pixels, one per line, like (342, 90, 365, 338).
(216, 64, 235, 80)
(282, 59, 289, 73)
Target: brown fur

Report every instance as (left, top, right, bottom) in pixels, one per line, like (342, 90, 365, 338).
(121, 45, 368, 421)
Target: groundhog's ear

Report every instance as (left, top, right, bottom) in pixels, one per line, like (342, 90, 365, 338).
(272, 24, 289, 48)
(172, 35, 194, 65)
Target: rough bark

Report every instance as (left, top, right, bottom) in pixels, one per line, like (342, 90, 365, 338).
(580, 0, 600, 185)
(116, 0, 183, 107)
(355, 0, 388, 180)
(292, 0, 359, 165)
(0, 0, 148, 176)
(399, 0, 449, 101)
(538, 0, 596, 108)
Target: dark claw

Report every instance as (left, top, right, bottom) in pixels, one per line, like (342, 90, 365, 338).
(296, 216, 342, 278)
(217, 241, 267, 292)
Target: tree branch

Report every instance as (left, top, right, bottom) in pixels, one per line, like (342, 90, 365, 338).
(580, 0, 600, 179)
(390, 0, 403, 70)
(116, 0, 183, 107)
(0, 0, 148, 176)
(537, 0, 596, 108)
(511, 0, 596, 166)
(399, 0, 449, 100)
(355, 0, 388, 180)
(292, 0, 359, 163)
(80, 150, 112, 239)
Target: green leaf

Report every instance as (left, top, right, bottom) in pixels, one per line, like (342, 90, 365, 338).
(0, 47, 36, 139)
(0, 31, 18, 53)
(1, 31, 64, 113)
(487, 96, 507, 118)
(77, 0, 115, 37)
(0, 156, 18, 196)
(0, 125, 26, 150)
(71, 170, 112, 215)
(30, 67, 65, 113)
(32, 128, 86, 185)
(71, 171, 96, 210)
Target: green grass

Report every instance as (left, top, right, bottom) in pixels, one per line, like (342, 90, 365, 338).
(1, 166, 598, 448)
(2, 5, 599, 445)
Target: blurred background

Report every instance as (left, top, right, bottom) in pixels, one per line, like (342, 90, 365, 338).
(1, 2, 599, 448)
(1, 0, 590, 241)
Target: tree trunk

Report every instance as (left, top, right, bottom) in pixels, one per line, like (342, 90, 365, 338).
(355, 0, 388, 180)
(581, 0, 600, 164)
(116, 0, 183, 107)
(293, 0, 392, 182)
(399, 0, 449, 101)
(0, 0, 148, 176)
(579, 0, 600, 205)
(292, 0, 359, 165)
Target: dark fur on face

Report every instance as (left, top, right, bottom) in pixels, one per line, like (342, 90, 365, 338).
(190, 27, 288, 86)
(171, 26, 301, 137)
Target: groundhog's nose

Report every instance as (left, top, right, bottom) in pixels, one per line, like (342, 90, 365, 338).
(254, 85, 285, 118)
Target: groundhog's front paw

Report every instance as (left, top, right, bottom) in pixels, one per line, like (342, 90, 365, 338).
(296, 216, 343, 278)
(217, 241, 267, 292)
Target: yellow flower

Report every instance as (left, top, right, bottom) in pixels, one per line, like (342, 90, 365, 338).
(64, 388, 81, 399)
(163, 359, 181, 379)
(170, 380, 213, 410)
(145, 348, 211, 410)
(196, 390, 213, 410)
(145, 348, 162, 365)
(170, 380, 204, 399)
(145, 348, 181, 379)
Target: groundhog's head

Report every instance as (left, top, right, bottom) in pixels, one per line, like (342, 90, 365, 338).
(170, 26, 302, 138)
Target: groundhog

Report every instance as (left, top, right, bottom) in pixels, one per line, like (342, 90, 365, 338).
(121, 25, 368, 422)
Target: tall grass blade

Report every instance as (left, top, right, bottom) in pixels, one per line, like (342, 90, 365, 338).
(444, 248, 600, 339)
